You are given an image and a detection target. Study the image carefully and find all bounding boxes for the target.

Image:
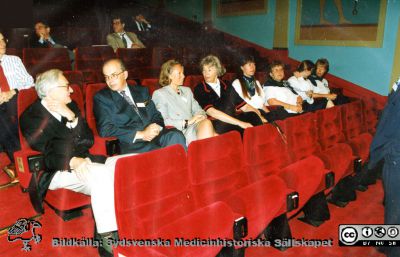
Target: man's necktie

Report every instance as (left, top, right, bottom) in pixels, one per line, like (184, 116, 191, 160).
(121, 33, 127, 48)
(120, 90, 143, 120)
(44, 39, 53, 48)
(0, 62, 11, 92)
(140, 22, 145, 31)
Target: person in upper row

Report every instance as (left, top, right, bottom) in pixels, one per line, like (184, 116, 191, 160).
(193, 55, 265, 136)
(263, 60, 302, 120)
(288, 60, 332, 112)
(308, 58, 349, 106)
(231, 55, 272, 121)
(107, 16, 146, 52)
(152, 60, 216, 146)
(32, 21, 70, 49)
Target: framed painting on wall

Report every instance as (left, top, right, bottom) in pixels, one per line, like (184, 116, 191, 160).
(295, 0, 387, 47)
(217, 0, 268, 17)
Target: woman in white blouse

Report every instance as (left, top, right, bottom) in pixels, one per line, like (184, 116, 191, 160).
(232, 55, 270, 121)
(152, 60, 216, 145)
(288, 60, 331, 112)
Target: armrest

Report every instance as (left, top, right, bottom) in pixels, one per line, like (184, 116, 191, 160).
(90, 136, 120, 156)
(14, 149, 43, 174)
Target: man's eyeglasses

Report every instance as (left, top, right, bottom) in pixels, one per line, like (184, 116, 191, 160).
(104, 71, 124, 81)
(57, 85, 71, 90)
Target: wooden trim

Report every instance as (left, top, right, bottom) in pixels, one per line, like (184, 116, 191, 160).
(273, 0, 289, 48)
(390, 18, 400, 92)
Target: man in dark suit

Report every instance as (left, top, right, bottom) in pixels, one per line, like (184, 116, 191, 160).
(369, 77, 400, 257)
(93, 59, 186, 153)
(32, 21, 68, 48)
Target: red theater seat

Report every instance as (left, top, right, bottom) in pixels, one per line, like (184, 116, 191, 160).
(84, 83, 121, 156)
(14, 86, 91, 220)
(23, 48, 71, 77)
(315, 106, 357, 178)
(141, 78, 161, 95)
(183, 75, 203, 92)
(114, 145, 239, 257)
(221, 72, 237, 83)
(277, 112, 354, 185)
(63, 70, 85, 88)
(341, 100, 373, 164)
(362, 98, 379, 135)
(74, 46, 115, 71)
(243, 124, 329, 222)
(188, 131, 296, 239)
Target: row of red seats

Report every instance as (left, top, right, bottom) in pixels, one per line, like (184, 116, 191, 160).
(13, 83, 377, 256)
(112, 101, 373, 256)
(14, 83, 376, 215)
(7, 46, 263, 79)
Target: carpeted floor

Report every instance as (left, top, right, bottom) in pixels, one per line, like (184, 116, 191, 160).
(0, 180, 385, 257)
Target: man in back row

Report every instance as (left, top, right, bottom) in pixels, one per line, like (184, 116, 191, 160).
(93, 59, 186, 153)
(107, 16, 145, 52)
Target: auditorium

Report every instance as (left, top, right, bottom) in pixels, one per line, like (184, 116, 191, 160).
(0, 0, 398, 257)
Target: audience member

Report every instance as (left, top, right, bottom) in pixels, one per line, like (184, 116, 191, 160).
(232, 55, 275, 121)
(288, 60, 330, 112)
(107, 16, 145, 52)
(93, 59, 186, 153)
(193, 55, 264, 136)
(308, 58, 349, 105)
(33, 21, 69, 49)
(0, 32, 33, 171)
(153, 60, 216, 145)
(263, 60, 302, 120)
(20, 69, 126, 256)
(132, 13, 152, 32)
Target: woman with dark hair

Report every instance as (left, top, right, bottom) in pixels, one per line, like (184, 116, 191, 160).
(308, 58, 349, 105)
(152, 60, 216, 145)
(263, 60, 302, 120)
(193, 55, 264, 135)
(231, 55, 272, 120)
(288, 60, 331, 112)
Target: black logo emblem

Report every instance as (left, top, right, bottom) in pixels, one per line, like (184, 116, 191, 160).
(7, 218, 42, 251)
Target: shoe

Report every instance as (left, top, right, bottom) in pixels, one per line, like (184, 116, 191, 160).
(98, 231, 118, 257)
(3, 164, 16, 179)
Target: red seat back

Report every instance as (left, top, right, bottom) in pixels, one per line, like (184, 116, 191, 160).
(362, 98, 379, 135)
(187, 131, 248, 207)
(84, 83, 107, 135)
(341, 100, 366, 140)
(183, 75, 203, 92)
(277, 113, 321, 162)
(315, 106, 345, 150)
(116, 48, 152, 70)
(243, 124, 291, 182)
(114, 145, 193, 238)
(23, 48, 71, 77)
(221, 72, 237, 83)
(17, 88, 38, 150)
(64, 70, 84, 88)
(75, 46, 115, 71)
(141, 78, 161, 96)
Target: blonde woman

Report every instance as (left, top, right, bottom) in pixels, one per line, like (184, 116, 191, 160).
(193, 55, 263, 135)
(152, 60, 216, 145)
